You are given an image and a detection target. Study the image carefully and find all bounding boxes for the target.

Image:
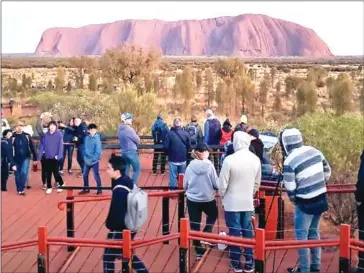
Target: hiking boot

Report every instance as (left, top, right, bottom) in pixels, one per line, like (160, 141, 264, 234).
(230, 262, 243, 273)
(26, 185, 31, 189)
(57, 183, 65, 193)
(78, 190, 90, 195)
(1, 188, 7, 192)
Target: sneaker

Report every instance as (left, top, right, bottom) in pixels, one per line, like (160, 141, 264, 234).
(20, 191, 26, 196)
(230, 262, 243, 273)
(96, 191, 102, 195)
(1, 188, 7, 192)
(46, 188, 52, 194)
(42, 184, 47, 190)
(26, 185, 32, 189)
(78, 190, 90, 195)
(68, 170, 73, 174)
(196, 248, 206, 260)
(201, 241, 216, 247)
(59, 171, 64, 176)
(152, 172, 157, 176)
(77, 173, 83, 178)
(161, 172, 166, 176)
(53, 183, 58, 189)
(57, 184, 64, 193)
(243, 262, 254, 273)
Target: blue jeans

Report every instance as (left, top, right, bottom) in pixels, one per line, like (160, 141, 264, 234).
(224, 211, 254, 265)
(294, 206, 322, 273)
(103, 231, 148, 273)
(122, 151, 140, 184)
(83, 162, 102, 191)
(60, 144, 74, 171)
(77, 145, 85, 172)
(168, 162, 186, 187)
(14, 158, 30, 192)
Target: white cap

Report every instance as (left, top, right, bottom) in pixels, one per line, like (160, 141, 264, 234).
(206, 109, 214, 116)
(240, 115, 248, 124)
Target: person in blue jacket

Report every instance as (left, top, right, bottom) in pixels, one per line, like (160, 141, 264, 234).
(59, 118, 76, 175)
(151, 114, 169, 175)
(73, 118, 89, 177)
(203, 109, 221, 172)
(103, 156, 148, 273)
(1, 129, 16, 192)
(79, 124, 103, 195)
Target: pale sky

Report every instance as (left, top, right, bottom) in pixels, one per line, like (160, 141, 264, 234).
(2, 1, 363, 56)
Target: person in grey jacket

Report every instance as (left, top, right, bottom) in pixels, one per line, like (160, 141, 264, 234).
(117, 112, 141, 184)
(183, 142, 218, 260)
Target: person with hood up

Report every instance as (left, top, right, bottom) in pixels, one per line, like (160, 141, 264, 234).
(117, 112, 141, 184)
(218, 131, 261, 273)
(183, 142, 218, 260)
(281, 128, 331, 273)
(1, 129, 16, 192)
(204, 109, 221, 172)
(354, 149, 364, 273)
(247, 128, 264, 161)
(151, 114, 169, 175)
(164, 117, 191, 187)
(79, 124, 103, 195)
(38, 121, 65, 194)
(220, 119, 233, 146)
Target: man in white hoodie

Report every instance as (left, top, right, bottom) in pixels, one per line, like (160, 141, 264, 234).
(219, 131, 261, 273)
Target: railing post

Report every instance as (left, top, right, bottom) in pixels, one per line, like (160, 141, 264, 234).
(277, 196, 285, 239)
(122, 230, 132, 273)
(179, 218, 189, 273)
(66, 189, 75, 252)
(258, 191, 266, 229)
(178, 174, 185, 234)
(162, 192, 170, 244)
(255, 228, 265, 273)
(38, 226, 48, 273)
(339, 224, 351, 273)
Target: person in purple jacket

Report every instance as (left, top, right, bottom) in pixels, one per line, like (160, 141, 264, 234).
(38, 121, 65, 194)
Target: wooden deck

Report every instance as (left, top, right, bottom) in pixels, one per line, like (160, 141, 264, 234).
(1, 152, 349, 273)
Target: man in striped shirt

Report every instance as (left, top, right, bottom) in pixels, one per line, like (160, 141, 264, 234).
(281, 128, 331, 273)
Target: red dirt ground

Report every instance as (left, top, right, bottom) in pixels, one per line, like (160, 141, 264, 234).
(0, 150, 352, 273)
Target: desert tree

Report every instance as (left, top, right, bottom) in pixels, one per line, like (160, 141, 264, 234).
(66, 81, 72, 92)
(259, 78, 269, 117)
(330, 73, 354, 115)
(304, 81, 318, 113)
(195, 69, 203, 89)
(273, 81, 282, 111)
(215, 80, 227, 114)
(88, 74, 97, 91)
(21, 74, 32, 89)
(99, 43, 161, 86)
(270, 67, 277, 87)
(214, 58, 245, 81)
(285, 75, 303, 97)
(247, 68, 256, 81)
(54, 67, 66, 91)
(234, 74, 255, 114)
(47, 80, 53, 90)
(204, 68, 215, 108)
(359, 85, 364, 114)
(70, 56, 95, 88)
(306, 66, 328, 87)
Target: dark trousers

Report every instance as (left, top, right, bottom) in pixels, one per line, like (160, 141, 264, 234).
(76, 145, 85, 172)
(103, 231, 148, 273)
(60, 144, 74, 171)
(152, 149, 167, 174)
(41, 156, 47, 185)
(1, 161, 9, 190)
(187, 199, 218, 254)
(44, 158, 64, 189)
(209, 150, 220, 173)
(358, 204, 364, 272)
(83, 162, 102, 191)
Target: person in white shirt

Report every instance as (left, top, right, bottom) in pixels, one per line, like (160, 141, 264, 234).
(218, 131, 261, 273)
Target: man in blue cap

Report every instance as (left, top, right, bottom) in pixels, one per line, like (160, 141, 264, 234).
(117, 112, 141, 184)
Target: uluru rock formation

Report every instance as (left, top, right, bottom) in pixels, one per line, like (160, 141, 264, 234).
(34, 14, 333, 57)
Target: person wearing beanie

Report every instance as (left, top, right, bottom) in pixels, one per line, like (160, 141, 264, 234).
(185, 115, 203, 166)
(117, 112, 141, 184)
(218, 131, 261, 272)
(234, 114, 248, 134)
(164, 117, 191, 187)
(151, 114, 169, 175)
(183, 142, 218, 259)
(38, 121, 65, 194)
(220, 119, 233, 146)
(281, 128, 331, 273)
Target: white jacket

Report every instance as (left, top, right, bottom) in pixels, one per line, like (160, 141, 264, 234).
(218, 131, 261, 212)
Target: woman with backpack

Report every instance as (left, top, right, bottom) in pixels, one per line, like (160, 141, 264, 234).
(183, 142, 219, 260)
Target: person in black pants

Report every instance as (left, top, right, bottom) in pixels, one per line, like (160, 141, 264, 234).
(1, 130, 16, 191)
(74, 118, 88, 177)
(355, 150, 364, 273)
(59, 118, 76, 175)
(183, 143, 219, 259)
(38, 121, 64, 194)
(151, 115, 169, 175)
(103, 156, 148, 273)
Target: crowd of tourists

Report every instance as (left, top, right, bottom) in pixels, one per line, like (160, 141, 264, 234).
(1, 108, 364, 273)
